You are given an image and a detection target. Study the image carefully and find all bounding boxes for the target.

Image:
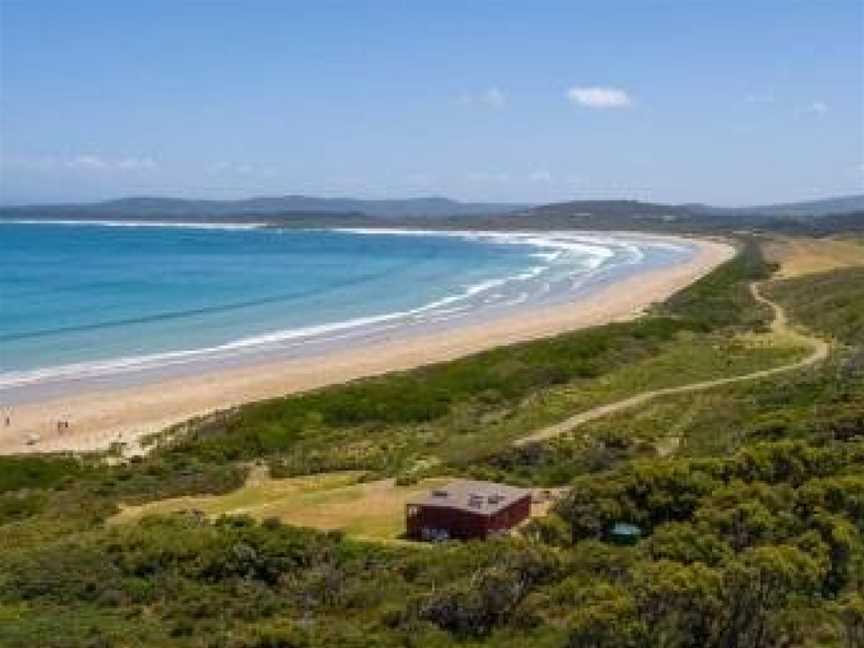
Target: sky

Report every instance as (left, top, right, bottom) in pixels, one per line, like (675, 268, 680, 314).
(1, 1, 862, 206)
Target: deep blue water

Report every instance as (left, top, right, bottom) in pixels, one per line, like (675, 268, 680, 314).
(0, 222, 696, 398)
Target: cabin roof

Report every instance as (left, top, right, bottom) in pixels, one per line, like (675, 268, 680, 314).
(407, 479, 530, 516)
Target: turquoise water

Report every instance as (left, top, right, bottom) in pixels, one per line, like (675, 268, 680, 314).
(0, 222, 696, 400)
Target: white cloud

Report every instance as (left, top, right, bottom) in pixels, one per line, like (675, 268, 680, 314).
(529, 169, 553, 183)
(566, 86, 632, 109)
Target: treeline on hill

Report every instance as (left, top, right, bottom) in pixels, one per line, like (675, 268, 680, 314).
(0, 241, 862, 647)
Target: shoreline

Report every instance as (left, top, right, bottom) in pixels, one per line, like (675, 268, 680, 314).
(0, 235, 734, 456)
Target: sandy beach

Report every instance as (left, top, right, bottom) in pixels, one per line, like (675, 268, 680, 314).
(0, 236, 734, 456)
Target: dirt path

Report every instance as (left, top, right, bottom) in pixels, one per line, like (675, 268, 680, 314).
(514, 282, 829, 447)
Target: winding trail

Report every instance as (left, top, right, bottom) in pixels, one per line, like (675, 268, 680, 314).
(514, 282, 830, 447)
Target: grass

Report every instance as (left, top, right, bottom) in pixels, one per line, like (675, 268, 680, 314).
(761, 235, 864, 278)
(111, 466, 451, 542)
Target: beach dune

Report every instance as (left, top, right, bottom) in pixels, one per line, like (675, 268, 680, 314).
(0, 237, 734, 455)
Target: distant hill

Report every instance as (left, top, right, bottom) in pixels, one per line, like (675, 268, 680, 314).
(0, 195, 527, 221)
(518, 199, 696, 222)
(465, 200, 743, 232)
(688, 194, 864, 219)
(805, 210, 864, 233)
(464, 198, 864, 234)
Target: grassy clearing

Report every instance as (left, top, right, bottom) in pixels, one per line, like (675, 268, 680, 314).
(111, 466, 450, 542)
(762, 235, 864, 278)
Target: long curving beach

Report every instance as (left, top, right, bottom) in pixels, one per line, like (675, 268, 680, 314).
(0, 234, 733, 455)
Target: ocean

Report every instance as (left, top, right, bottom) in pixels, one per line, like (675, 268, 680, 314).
(0, 222, 697, 402)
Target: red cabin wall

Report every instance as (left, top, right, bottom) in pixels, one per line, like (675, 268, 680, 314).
(407, 494, 532, 541)
(487, 495, 531, 535)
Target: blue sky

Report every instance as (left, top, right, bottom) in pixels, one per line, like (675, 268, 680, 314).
(1, 1, 861, 206)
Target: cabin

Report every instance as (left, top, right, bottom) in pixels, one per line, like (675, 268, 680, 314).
(405, 479, 532, 541)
